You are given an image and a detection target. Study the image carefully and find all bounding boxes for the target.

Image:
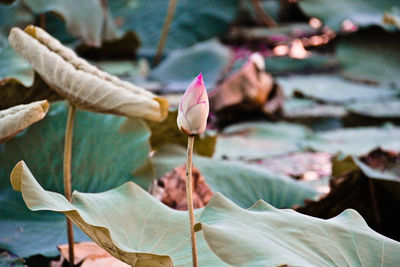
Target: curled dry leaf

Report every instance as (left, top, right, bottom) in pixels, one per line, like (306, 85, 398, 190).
(210, 53, 274, 113)
(8, 26, 168, 121)
(0, 99, 49, 144)
(209, 53, 283, 127)
(150, 164, 214, 210)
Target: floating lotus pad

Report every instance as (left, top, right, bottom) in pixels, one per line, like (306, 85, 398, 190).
(278, 75, 398, 104)
(152, 145, 320, 208)
(303, 124, 400, 156)
(214, 122, 311, 160)
(299, 0, 400, 31)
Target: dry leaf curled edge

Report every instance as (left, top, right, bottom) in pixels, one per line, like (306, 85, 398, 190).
(8, 26, 168, 121)
(0, 99, 49, 144)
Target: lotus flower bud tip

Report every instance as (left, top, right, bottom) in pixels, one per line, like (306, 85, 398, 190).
(177, 73, 209, 135)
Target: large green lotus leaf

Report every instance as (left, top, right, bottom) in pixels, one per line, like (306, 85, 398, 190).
(337, 29, 400, 86)
(0, 101, 152, 192)
(266, 54, 338, 75)
(226, 23, 320, 48)
(22, 0, 119, 46)
(0, 193, 89, 258)
(0, 45, 60, 111)
(278, 75, 398, 104)
(151, 39, 231, 91)
(0, 1, 33, 48)
(195, 194, 400, 266)
(109, 0, 239, 51)
(10, 162, 227, 267)
(0, 101, 153, 257)
(39, 12, 76, 45)
(0, 250, 24, 267)
(298, 0, 400, 31)
(347, 99, 400, 118)
(283, 99, 345, 131)
(214, 122, 311, 160)
(284, 98, 347, 118)
(92, 59, 146, 79)
(229, 53, 336, 76)
(237, 0, 280, 23)
(152, 145, 320, 208)
(0, 45, 33, 86)
(303, 124, 400, 156)
(0, 2, 34, 86)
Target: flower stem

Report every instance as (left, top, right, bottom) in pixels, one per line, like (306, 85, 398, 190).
(153, 0, 178, 67)
(186, 135, 198, 267)
(251, 0, 277, 28)
(39, 14, 46, 29)
(63, 102, 76, 267)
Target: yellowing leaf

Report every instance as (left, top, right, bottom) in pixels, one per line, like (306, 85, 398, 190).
(0, 99, 48, 144)
(8, 26, 168, 121)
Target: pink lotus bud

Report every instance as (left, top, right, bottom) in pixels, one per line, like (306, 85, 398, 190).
(177, 73, 209, 135)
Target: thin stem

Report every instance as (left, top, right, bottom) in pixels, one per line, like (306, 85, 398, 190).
(64, 103, 76, 267)
(251, 0, 278, 28)
(368, 179, 382, 231)
(100, 0, 109, 38)
(39, 14, 46, 29)
(153, 0, 178, 67)
(186, 135, 198, 267)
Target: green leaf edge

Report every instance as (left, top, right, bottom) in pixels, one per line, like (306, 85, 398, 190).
(10, 160, 173, 267)
(195, 192, 400, 266)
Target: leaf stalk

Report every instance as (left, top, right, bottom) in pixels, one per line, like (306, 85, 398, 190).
(63, 102, 76, 267)
(251, 0, 278, 27)
(153, 0, 178, 67)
